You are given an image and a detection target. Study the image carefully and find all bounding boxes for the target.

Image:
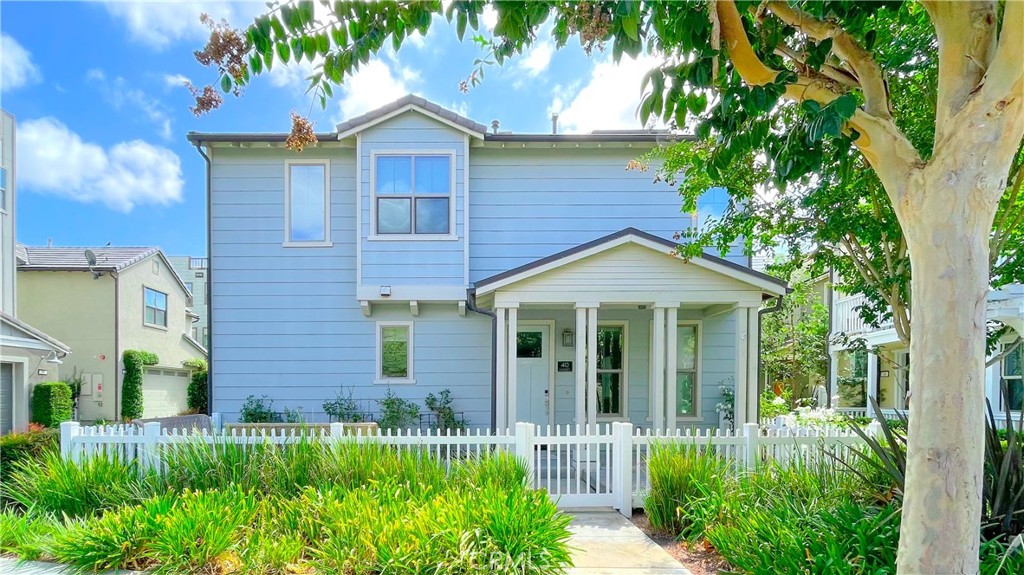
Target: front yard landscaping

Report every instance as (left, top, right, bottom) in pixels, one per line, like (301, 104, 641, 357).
(0, 439, 572, 574)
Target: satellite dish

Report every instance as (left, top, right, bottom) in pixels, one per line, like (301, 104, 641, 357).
(84, 249, 97, 266)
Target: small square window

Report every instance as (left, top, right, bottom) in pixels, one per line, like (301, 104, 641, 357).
(373, 154, 452, 236)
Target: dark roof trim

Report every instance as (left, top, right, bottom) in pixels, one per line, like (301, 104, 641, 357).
(474, 227, 789, 290)
(0, 311, 72, 354)
(186, 132, 337, 144)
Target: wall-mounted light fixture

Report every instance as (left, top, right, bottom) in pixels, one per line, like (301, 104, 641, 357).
(380, 285, 392, 297)
(44, 350, 63, 365)
(562, 328, 574, 348)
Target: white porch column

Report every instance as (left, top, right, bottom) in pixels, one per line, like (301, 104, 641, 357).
(506, 306, 519, 425)
(866, 351, 879, 417)
(665, 306, 679, 431)
(734, 307, 750, 424)
(574, 305, 587, 429)
(652, 307, 666, 431)
(746, 307, 759, 424)
(495, 307, 508, 431)
(587, 306, 599, 432)
(828, 350, 840, 409)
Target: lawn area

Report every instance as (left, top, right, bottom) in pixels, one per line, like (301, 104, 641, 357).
(0, 438, 572, 574)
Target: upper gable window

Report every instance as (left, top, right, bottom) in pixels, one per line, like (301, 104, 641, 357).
(373, 154, 453, 237)
(285, 161, 331, 246)
(144, 287, 168, 328)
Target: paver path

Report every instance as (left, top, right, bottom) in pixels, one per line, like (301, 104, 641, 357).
(566, 511, 693, 575)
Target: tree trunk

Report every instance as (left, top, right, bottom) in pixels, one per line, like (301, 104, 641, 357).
(897, 173, 994, 574)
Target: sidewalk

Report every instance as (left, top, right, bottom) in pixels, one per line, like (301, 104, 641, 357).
(566, 511, 693, 575)
(0, 558, 143, 574)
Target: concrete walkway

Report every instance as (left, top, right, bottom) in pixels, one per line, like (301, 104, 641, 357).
(0, 558, 143, 574)
(566, 511, 693, 575)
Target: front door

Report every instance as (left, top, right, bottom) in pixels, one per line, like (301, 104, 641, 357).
(516, 325, 551, 428)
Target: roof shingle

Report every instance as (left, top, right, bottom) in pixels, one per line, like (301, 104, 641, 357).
(17, 245, 160, 272)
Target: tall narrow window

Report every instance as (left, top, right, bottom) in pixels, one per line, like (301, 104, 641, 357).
(377, 322, 414, 383)
(286, 162, 329, 244)
(144, 287, 167, 328)
(1002, 344, 1023, 411)
(596, 325, 625, 417)
(374, 154, 452, 236)
(675, 324, 699, 417)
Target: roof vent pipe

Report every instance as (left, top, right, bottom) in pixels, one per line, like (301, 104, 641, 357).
(551, 113, 559, 135)
(491, 120, 500, 134)
(47, 238, 53, 248)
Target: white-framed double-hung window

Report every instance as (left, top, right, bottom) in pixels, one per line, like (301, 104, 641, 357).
(375, 321, 415, 384)
(1002, 343, 1023, 411)
(372, 153, 454, 238)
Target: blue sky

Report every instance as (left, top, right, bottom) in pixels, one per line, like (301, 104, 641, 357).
(1, 1, 657, 256)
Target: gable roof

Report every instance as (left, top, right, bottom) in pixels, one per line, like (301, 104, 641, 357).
(473, 228, 788, 296)
(0, 310, 71, 354)
(17, 245, 159, 271)
(335, 94, 489, 139)
(17, 245, 195, 298)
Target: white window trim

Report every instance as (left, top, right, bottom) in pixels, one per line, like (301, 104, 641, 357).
(368, 150, 458, 241)
(143, 286, 168, 330)
(596, 321, 629, 422)
(374, 321, 416, 385)
(284, 159, 332, 247)
(676, 320, 703, 422)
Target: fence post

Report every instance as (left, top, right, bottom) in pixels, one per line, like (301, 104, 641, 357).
(614, 422, 634, 518)
(211, 412, 222, 431)
(743, 422, 759, 470)
(514, 422, 535, 483)
(865, 420, 883, 440)
(142, 422, 162, 474)
(330, 422, 344, 444)
(60, 421, 81, 462)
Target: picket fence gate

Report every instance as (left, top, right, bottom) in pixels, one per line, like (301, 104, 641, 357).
(60, 421, 874, 517)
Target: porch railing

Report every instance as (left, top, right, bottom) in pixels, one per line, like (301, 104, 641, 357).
(60, 420, 871, 518)
(832, 294, 894, 336)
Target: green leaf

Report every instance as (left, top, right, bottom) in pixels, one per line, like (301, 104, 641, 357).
(801, 100, 821, 115)
(622, 14, 639, 42)
(687, 92, 707, 116)
(249, 54, 263, 75)
(457, 12, 467, 41)
(276, 42, 291, 64)
(331, 26, 348, 47)
(291, 38, 304, 62)
(831, 94, 858, 119)
(220, 75, 232, 94)
(316, 34, 330, 56)
(303, 37, 317, 61)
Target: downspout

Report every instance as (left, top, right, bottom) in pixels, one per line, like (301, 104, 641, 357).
(825, 267, 835, 408)
(465, 288, 497, 431)
(113, 271, 120, 421)
(756, 294, 784, 421)
(193, 141, 214, 416)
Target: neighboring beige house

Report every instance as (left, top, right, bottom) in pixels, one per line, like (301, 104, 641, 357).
(16, 245, 206, 421)
(1, 109, 71, 434)
(168, 256, 208, 348)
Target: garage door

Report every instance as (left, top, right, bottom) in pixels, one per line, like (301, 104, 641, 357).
(1, 363, 13, 435)
(142, 368, 190, 419)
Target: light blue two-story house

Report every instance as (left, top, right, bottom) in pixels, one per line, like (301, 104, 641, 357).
(188, 96, 787, 431)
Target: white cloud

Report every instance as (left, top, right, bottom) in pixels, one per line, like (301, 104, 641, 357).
(481, 6, 498, 33)
(1, 34, 41, 92)
(554, 54, 660, 134)
(163, 73, 191, 88)
(336, 60, 417, 120)
(87, 70, 174, 140)
(99, 1, 261, 50)
(17, 118, 183, 213)
(518, 39, 554, 77)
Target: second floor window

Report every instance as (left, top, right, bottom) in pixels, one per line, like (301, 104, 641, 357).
(184, 282, 193, 294)
(286, 162, 329, 245)
(374, 154, 452, 236)
(1003, 344, 1022, 411)
(144, 287, 167, 328)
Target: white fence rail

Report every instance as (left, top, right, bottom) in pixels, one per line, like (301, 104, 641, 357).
(60, 420, 870, 518)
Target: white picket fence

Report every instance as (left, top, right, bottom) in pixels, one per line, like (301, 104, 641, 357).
(60, 420, 871, 517)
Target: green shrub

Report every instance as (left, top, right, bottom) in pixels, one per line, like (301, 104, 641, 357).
(0, 427, 58, 500)
(0, 509, 61, 561)
(239, 394, 279, 423)
(322, 386, 366, 422)
(30, 381, 73, 427)
(759, 387, 792, 420)
(6, 450, 147, 518)
(645, 443, 730, 539)
(425, 388, 467, 432)
(377, 388, 419, 431)
(187, 370, 208, 413)
(121, 350, 158, 421)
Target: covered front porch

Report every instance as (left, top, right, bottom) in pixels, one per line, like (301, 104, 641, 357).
(474, 228, 789, 432)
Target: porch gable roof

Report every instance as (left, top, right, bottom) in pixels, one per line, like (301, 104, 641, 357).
(473, 228, 788, 297)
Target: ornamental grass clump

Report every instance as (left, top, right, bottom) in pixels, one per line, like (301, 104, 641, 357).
(6, 450, 146, 518)
(645, 442, 730, 538)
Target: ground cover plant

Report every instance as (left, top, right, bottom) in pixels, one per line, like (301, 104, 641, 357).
(0, 438, 572, 574)
(645, 441, 1024, 575)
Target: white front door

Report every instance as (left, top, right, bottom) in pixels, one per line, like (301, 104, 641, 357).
(516, 325, 551, 428)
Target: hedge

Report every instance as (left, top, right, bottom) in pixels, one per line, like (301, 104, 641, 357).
(121, 350, 158, 421)
(31, 381, 73, 427)
(188, 370, 208, 413)
(0, 427, 58, 493)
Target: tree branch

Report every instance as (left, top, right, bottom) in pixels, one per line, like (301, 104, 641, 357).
(714, 0, 922, 202)
(773, 43, 859, 88)
(986, 335, 1023, 368)
(764, 1, 891, 119)
(929, 1, 999, 143)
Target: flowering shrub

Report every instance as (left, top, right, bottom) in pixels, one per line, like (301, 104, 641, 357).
(715, 379, 735, 426)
